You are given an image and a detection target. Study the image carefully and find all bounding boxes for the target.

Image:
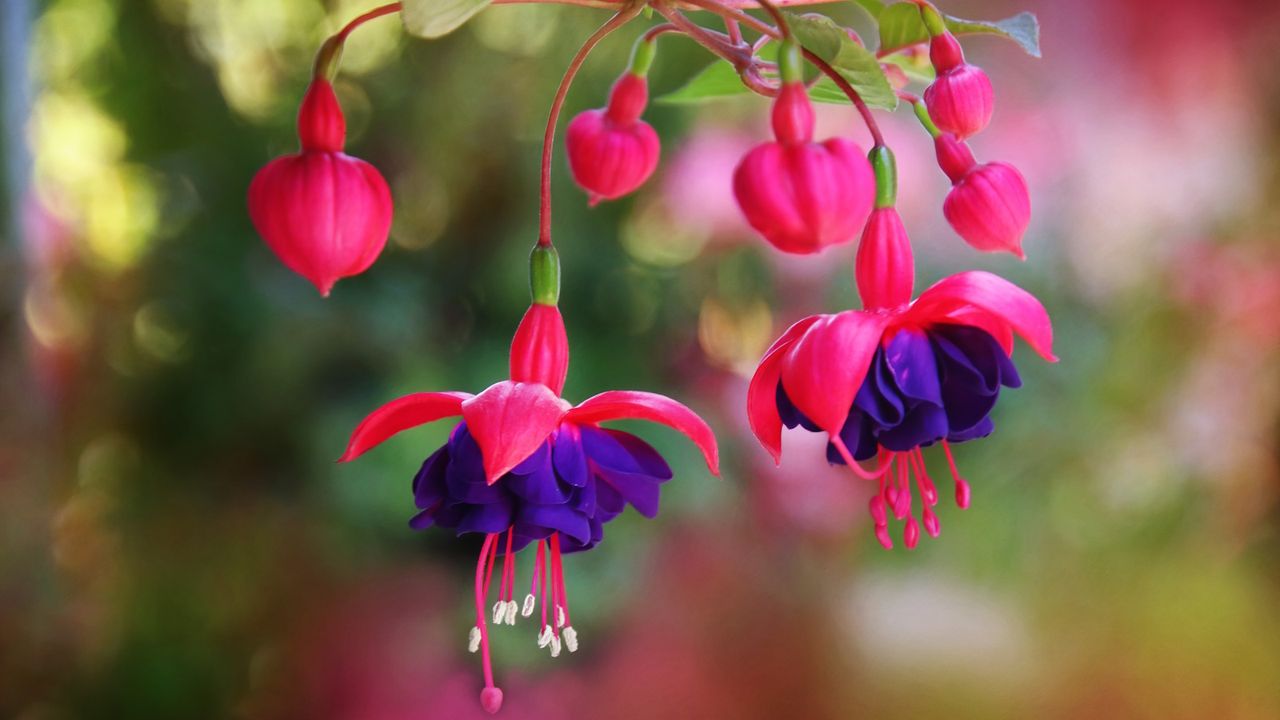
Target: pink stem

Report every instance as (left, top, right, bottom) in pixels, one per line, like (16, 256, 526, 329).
(537, 3, 643, 247)
(829, 435, 892, 481)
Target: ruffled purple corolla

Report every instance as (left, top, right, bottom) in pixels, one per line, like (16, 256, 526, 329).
(411, 422, 673, 554)
(776, 324, 1021, 464)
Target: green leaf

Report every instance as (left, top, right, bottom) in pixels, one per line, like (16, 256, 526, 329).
(787, 12, 897, 110)
(948, 13, 1041, 58)
(656, 59, 750, 104)
(852, 0, 887, 17)
(401, 0, 492, 39)
(874, 3, 1041, 59)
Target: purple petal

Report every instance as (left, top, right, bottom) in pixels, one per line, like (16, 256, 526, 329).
(553, 425, 589, 488)
(456, 499, 514, 535)
(413, 445, 449, 510)
(516, 503, 592, 545)
(602, 429, 673, 481)
(592, 462, 662, 518)
(884, 328, 943, 405)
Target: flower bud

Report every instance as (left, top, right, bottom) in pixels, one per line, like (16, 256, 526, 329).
(509, 302, 569, 396)
(732, 84, 874, 255)
(923, 34, 994, 139)
(933, 133, 977, 183)
(856, 207, 914, 310)
(247, 79, 393, 296)
(943, 160, 1031, 259)
(565, 73, 660, 206)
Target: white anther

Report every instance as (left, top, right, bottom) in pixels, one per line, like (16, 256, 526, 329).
(468, 626, 481, 653)
(563, 625, 579, 653)
(537, 625, 553, 648)
(549, 634, 562, 658)
(504, 600, 518, 625)
(556, 605, 566, 628)
(492, 601, 504, 624)
(521, 594, 536, 617)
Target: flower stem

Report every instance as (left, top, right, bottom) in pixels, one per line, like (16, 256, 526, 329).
(537, 2, 644, 248)
(314, 2, 403, 80)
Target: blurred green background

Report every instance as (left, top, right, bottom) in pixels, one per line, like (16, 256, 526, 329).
(3, 0, 1280, 718)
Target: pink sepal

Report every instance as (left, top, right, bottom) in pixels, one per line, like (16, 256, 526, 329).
(567, 390, 720, 476)
(907, 271, 1056, 361)
(339, 391, 471, 462)
(779, 311, 892, 434)
(746, 315, 819, 463)
(462, 381, 570, 484)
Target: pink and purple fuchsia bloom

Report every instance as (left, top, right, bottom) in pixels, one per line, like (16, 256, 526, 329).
(339, 267, 719, 713)
(749, 148, 1055, 549)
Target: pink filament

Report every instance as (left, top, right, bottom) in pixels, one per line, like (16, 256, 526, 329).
(474, 533, 498, 692)
(552, 532, 571, 627)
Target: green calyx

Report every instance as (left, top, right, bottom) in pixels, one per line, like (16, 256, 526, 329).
(870, 146, 898, 208)
(313, 35, 344, 82)
(778, 38, 804, 85)
(529, 245, 561, 305)
(629, 36, 657, 77)
(919, 3, 947, 38)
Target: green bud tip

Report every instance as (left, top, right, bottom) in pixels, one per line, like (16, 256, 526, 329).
(629, 36, 657, 77)
(919, 3, 947, 38)
(529, 245, 561, 306)
(778, 38, 804, 85)
(912, 100, 942, 138)
(870, 146, 898, 208)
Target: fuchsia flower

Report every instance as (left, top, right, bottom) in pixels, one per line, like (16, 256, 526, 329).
(733, 41, 875, 254)
(339, 252, 719, 713)
(566, 73, 660, 206)
(248, 78, 393, 296)
(747, 149, 1054, 549)
(935, 133, 1031, 258)
(923, 31, 995, 140)
(566, 38, 661, 206)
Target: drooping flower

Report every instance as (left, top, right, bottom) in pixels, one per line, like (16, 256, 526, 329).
(339, 249, 719, 713)
(922, 30, 995, 140)
(732, 40, 875, 254)
(566, 39, 661, 206)
(935, 133, 1031, 258)
(247, 78, 393, 296)
(748, 164, 1054, 548)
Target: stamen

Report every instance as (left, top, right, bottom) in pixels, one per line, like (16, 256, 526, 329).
(892, 456, 912, 520)
(482, 531, 499, 597)
(504, 600, 518, 626)
(941, 441, 972, 509)
(556, 605, 566, 629)
(923, 506, 941, 538)
(538, 625, 553, 648)
(503, 530, 516, 602)
(549, 634, 563, 658)
(904, 515, 920, 549)
(874, 524, 894, 549)
(910, 449, 938, 506)
(868, 494, 888, 526)
(468, 625, 481, 653)
(522, 593, 536, 618)
(551, 533, 572, 629)
(473, 533, 500, 710)
(492, 601, 505, 625)
(829, 434, 893, 480)
(563, 625, 579, 653)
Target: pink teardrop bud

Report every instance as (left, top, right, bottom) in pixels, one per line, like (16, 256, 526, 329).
(856, 207, 914, 310)
(733, 85, 874, 255)
(565, 73, 660, 206)
(893, 484, 912, 520)
(954, 477, 972, 509)
(943, 161, 1030, 259)
(247, 79, 392, 296)
(875, 524, 894, 550)
(924, 60, 994, 140)
(509, 303, 569, 396)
